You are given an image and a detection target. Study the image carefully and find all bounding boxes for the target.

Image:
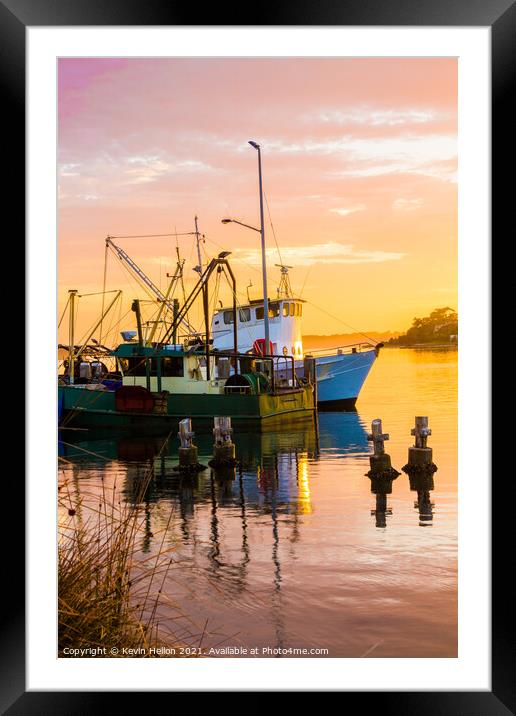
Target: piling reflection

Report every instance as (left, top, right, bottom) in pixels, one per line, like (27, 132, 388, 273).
(409, 473, 435, 526)
(368, 473, 399, 528)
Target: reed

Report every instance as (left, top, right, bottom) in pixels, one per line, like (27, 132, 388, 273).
(58, 431, 186, 657)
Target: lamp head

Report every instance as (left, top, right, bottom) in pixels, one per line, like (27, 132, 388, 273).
(221, 218, 232, 224)
(248, 140, 260, 150)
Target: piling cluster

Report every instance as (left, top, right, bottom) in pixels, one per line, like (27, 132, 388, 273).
(365, 415, 438, 527)
(171, 416, 239, 476)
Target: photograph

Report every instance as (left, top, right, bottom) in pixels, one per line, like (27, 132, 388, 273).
(57, 56, 459, 660)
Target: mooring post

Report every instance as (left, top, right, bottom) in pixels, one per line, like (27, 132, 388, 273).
(176, 418, 203, 471)
(366, 419, 399, 476)
(402, 416, 437, 477)
(366, 419, 400, 526)
(368, 419, 389, 455)
(209, 416, 237, 469)
(412, 416, 431, 448)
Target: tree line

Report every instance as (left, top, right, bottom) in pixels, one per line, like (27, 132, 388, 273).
(387, 307, 458, 346)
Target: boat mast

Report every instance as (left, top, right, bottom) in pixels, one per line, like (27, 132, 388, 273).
(68, 289, 77, 384)
(147, 262, 182, 345)
(194, 215, 204, 274)
(194, 215, 211, 378)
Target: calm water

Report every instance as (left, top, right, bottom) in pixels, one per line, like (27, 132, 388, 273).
(58, 348, 457, 657)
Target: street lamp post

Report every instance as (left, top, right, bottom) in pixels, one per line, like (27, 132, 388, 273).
(248, 140, 270, 355)
(222, 142, 271, 354)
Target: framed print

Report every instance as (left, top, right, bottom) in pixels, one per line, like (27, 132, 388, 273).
(6, 0, 511, 708)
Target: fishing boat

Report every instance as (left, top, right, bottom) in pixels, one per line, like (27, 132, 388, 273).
(211, 265, 381, 411)
(58, 256, 317, 430)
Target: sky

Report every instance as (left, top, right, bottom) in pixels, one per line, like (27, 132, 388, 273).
(58, 57, 457, 343)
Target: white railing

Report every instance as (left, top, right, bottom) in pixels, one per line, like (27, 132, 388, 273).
(305, 342, 375, 358)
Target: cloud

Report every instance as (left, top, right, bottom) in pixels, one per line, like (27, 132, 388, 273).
(392, 198, 423, 211)
(124, 154, 218, 184)
(234, 242, 405, 267)
(314, 107, 447, 127)
(228, 134, 457, 183)
(59, 162, 80, 177)
(330, 204, 366, 216)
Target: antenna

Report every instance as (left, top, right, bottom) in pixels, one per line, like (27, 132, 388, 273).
(275, 264, 294, 298)
(193, 215, 206, 274)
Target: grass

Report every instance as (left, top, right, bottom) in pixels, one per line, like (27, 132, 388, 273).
(58, 430, 189, 657)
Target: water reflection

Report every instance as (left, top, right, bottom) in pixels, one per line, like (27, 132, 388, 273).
(368, 472, 399, 528)
(58, 411, 436, 540)
(317, 412, 369, 455)
(408, 473, 436, 526)
(58, 411, 388, 534)
(58, 348, 457, 657)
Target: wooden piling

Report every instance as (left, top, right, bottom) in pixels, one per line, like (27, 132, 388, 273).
(402, 416, 437, 476)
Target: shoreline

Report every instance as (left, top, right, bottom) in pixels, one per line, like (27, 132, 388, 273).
(385, 343, 458, 350)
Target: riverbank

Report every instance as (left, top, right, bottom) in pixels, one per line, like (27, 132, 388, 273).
(386, 343, 458, 350)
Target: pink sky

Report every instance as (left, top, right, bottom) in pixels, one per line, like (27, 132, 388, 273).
(58, 58, 457, 341)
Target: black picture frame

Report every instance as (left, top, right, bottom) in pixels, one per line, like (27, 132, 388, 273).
(8, 0, 509, 709)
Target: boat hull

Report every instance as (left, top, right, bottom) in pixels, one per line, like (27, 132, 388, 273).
(312, 348, 378, 410)
(58, 384, 316, 431)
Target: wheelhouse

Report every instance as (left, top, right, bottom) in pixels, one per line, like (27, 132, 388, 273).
(212, 298, 305, 358)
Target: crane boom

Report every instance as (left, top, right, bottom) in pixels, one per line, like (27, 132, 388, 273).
(106, 236, 197, 335)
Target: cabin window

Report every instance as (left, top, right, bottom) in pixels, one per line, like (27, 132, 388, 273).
(269, 302, 280, 318)
(282, 303, 289, 317)
(255, 304, 279, 320)
(290, 303, 295, 317)
(299, 304, 303, 317)
(223, 308, 251, 324)
(124, 357, 147, 376)
(160, 356, 184, 377)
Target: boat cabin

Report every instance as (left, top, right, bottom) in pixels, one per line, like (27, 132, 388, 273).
(113, 343, 229, 394)
(211, 298, 305, 358)
(111, 336, 301, 395)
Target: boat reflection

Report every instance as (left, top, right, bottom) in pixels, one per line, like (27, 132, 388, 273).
(317, 411, 369, 455)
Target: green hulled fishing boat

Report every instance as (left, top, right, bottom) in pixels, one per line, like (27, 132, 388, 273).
(59, 344, 316, 430)
(58, 256, 317, 431)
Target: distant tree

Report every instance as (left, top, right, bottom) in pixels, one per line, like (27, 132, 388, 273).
(387, 307, 458, 346)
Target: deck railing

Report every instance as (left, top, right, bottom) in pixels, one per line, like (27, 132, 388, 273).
(305, 342, 375, 358)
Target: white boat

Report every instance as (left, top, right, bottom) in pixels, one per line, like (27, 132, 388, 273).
(211, 268, 381, 410)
